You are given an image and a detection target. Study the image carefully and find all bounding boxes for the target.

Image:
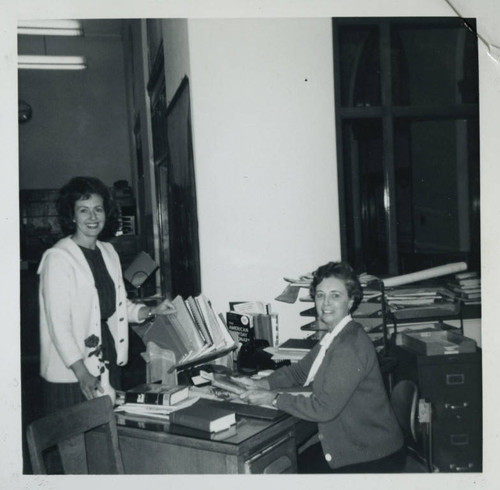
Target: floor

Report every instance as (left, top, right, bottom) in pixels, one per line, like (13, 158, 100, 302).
(403, 453, 429, 473)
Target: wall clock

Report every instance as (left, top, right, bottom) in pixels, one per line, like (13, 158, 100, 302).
(19, 100, 33, 123)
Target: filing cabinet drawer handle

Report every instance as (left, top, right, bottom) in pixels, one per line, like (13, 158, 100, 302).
(450, 434, 469, 446)
(449, 463, 474, 471)
(446, 373, 464, 385)
(445, 402, 469, 410)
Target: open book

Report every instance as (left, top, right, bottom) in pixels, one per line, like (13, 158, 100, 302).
(142, 294, 237, 371)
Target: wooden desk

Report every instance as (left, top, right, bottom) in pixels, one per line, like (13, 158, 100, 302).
(95, 412, 316, 474)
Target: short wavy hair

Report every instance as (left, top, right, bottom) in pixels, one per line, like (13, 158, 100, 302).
(309, 261, 363, 313)
(56, 176, 119, 240)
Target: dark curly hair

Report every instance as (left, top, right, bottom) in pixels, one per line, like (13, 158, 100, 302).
(309, 261, 363, 313)
(56, 176, 119, 240)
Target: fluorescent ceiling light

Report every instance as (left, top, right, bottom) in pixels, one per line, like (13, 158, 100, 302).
(18, 55, 87, 70)
(18, 19, 83, 36)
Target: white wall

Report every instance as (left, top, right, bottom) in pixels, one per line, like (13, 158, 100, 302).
(186, 18, 341, 340)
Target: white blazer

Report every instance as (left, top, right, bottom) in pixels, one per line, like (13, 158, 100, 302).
(38, 236, 144, 382)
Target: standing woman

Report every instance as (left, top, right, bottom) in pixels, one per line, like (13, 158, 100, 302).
(239, 261, 405, 473)
(38, 176, 175, 415)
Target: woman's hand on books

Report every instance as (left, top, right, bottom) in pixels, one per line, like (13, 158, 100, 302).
(239, 389, 276, 406)
(231, 376, 270, 390)
(152, 298, 176, 316)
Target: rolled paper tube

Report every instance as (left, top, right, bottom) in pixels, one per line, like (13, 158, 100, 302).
(382, 262, 467, 288)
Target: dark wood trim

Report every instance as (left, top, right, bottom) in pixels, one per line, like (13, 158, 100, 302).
(339, 105, 478, 119)
(333, 17, 475, 29)
(380, 20, 398, 275)
(147, 41, 165, 97)
(332, 19, 348, 261)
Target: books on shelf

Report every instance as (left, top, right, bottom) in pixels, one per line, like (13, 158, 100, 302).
(141, 294, 237, 369)
(443, 271, 481, 303)
(169, 399, 237, 433)
(124, 383, 189, 406)
(226, 307, 279, 348)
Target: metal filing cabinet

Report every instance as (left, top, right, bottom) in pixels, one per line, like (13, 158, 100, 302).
(390, 344, 482, 472)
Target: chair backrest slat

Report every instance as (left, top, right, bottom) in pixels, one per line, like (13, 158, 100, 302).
(26, 396, 124, 474)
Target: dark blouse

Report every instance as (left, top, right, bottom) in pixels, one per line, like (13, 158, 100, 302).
(79, 246, 121, 387)
(79, 245, 116, 319)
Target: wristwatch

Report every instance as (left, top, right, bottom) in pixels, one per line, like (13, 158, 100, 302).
(146, 307, 156, 322)
(271, 393, 280, 407)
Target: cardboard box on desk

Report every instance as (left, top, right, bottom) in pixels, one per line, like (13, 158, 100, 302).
(140, 341, 178, 386)
(400, 330, 477, 356)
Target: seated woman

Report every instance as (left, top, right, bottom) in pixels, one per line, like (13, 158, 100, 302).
(239, 261, 405, 473)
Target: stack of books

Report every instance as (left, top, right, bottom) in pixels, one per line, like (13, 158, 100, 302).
(226, 301, 279, 348)
(264, 337, 318, 363)
(123, 383, 189, 406)
(115, 383, 198, 418)
(385, 287, 444, 308)
(443, 271, 481, 304)
(142, 294, 237, 369)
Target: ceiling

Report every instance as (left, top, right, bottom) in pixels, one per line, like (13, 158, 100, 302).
(17, 19, 125, 56)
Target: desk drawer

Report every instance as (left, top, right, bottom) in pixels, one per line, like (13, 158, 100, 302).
(244, 433, 297, 473)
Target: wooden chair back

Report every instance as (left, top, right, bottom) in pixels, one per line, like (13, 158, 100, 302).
(26, 395, 124, 474)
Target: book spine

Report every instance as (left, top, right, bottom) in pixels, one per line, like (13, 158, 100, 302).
(125, 392, 165, 405)
(170, 412, 211, 432)
(198, 295, 226, 348)
(185, 298, 210, 345)
(172, 295, 206, 351)
(190, 297, 214, 344)
(253, 314, 273, 347)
